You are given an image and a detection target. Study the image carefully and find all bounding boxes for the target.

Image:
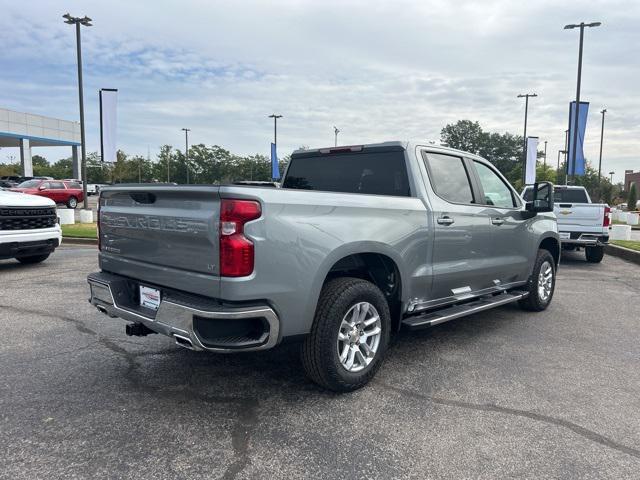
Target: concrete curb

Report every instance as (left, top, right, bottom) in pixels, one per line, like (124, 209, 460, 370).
(62, 237, 98, 246)
(605, 244, 640, 266)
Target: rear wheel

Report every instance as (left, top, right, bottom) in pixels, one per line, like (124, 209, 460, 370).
(302, 277, 390, 392)
(67, 196, 78, 209)
(519, 249, 556, 312)
(585, 245, 604, 263)
(16, 254, 50, 264)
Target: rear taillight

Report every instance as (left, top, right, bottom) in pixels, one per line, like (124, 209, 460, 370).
(219, 199, 261, 277)
(603, 206, 611, 227)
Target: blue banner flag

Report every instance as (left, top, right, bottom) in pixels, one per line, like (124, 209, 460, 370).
(271, 142, 280, 180)
(567, 101, 589, 176)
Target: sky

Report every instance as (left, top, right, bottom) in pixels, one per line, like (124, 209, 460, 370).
(0, 0, 638, 183)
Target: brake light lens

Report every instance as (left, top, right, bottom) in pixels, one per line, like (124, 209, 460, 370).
(219, 199, 261, 277)
(603, 206, 611, 227)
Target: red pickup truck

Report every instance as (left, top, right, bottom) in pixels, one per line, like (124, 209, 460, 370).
(11, 180, 84, 209)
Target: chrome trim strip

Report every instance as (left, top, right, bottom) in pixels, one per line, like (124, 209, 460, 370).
(87, 278, 280, 353)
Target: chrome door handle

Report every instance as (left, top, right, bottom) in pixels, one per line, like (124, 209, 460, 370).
(437, 216, 454, 225)
(491, 218, 504, 226)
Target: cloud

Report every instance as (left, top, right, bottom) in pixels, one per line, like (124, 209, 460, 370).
(0, 0, 638, 182)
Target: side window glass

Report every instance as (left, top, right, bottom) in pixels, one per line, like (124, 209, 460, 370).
(473, 161, 516, 208)
(41, 182, 50, 189)
(423, 152, 474, 204)
(50, 182, 65, 189)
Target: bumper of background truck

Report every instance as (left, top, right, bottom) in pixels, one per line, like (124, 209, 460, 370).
(560, 232, 608, 247)
(87, 271, 280, 352)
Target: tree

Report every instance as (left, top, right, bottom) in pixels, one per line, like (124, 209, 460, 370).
(628, 183, 638, 211)
(440, 120, 523, 185)
(31, 155, 50, 176)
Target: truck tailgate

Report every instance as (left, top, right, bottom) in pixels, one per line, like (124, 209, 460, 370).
(555, 203, 603, 229)
(98, 186, 221, 296)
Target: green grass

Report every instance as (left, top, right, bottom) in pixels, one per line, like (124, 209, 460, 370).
(611, 240, 640, 252)
(61, 223, 97, 239)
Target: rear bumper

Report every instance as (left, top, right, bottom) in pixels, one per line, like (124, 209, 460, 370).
(87, 271, 280, 352)
(560, 232, 608, 246)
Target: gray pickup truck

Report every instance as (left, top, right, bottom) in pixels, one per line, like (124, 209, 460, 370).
(88, 141, 558, 391)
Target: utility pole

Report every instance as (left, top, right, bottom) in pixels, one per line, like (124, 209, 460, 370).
(63, 13, 92, 209)
(182, 128, 190, 184)
(564, 21, 602, 183)
(543, 140, 548, 171)
(334, 126, 340, 147)
(517, 93, 537, 183)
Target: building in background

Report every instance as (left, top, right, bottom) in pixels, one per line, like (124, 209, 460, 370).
(624, 169, 640, 191)
(0, 108, 81, 177)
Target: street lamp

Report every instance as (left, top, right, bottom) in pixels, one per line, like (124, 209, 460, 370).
(182, 128, 190, 184)
(268, 114, 283, 146)
(564, 21, 602, 183)
(598, 108, 607, 186)
(334, 126, 340, 147)
(517, 93, 537, 183)
(63, 13, 92, 209)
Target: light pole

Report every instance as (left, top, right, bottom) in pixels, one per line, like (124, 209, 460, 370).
(543, 140, 548, 171)
(609, 171, 615, 184)
(268, 114, 282, 146)
(564, 21, 602, 183)
(517, 93, 537, 183)
(334, 126, 340, 147)
(63, 13, 92, 209)
(598, 108, 607, 186)
(182, 128, 190, 184)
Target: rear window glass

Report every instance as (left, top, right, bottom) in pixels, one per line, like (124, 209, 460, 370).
(282, 151, 410, 196)
(522, 188, 589, 203)
(423, 152, 474, 204)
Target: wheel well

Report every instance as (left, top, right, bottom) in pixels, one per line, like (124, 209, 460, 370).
(325, 253, 403, 331)
(539, 237, 560, 267)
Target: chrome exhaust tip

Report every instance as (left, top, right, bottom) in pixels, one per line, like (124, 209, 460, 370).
(174, 334, 195, 350)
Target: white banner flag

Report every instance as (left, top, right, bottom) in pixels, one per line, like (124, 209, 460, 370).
(525, 136, 538, 185)
(100, 89, 118, 163)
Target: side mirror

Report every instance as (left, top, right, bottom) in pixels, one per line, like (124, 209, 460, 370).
(525, 181, 554, 213)
(38, 185, 47, 190)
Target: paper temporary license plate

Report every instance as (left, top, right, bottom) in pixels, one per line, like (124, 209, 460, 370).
(559, 232, 570, 240)
(140, 286, 161, 310)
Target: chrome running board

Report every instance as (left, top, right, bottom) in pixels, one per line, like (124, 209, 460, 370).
(402, 291, 528, 330)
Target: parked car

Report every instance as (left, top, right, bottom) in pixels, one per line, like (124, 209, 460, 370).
(88, 141, 558, 391)
(522, 185, 609, 263)
(0, 188, 62, 264)
(10, 179, 84, 209)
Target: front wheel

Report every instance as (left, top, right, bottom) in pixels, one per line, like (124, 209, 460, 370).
(519, 249, 556, 312)
(585, 245, 604, 263)
(66, 196, 78, 209)
(302, 277, 391, 392)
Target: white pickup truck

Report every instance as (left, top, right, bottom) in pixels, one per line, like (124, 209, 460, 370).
(522, 185, 610, 263)
(0, 188, 62, 264)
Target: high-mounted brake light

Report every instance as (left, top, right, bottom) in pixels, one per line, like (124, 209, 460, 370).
(318, 145, 364, 154)
(603, 206, 611, 227)
(219, 199, 261, 277)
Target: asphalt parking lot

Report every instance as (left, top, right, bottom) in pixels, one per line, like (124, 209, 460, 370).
(1, 247, 639, 479)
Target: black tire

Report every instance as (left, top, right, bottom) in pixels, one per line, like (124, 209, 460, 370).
(585, 245, 605, 263)
(67, 196, 78, 209)
(16, 254, 50, 264)
(519, 249, 556, 312)
(302, 277, 391, 392)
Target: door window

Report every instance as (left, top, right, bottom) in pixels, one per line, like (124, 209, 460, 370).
(473, 161, 516, 208)
(48, 181, 65, 189)
(423, 152, 474, 204)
